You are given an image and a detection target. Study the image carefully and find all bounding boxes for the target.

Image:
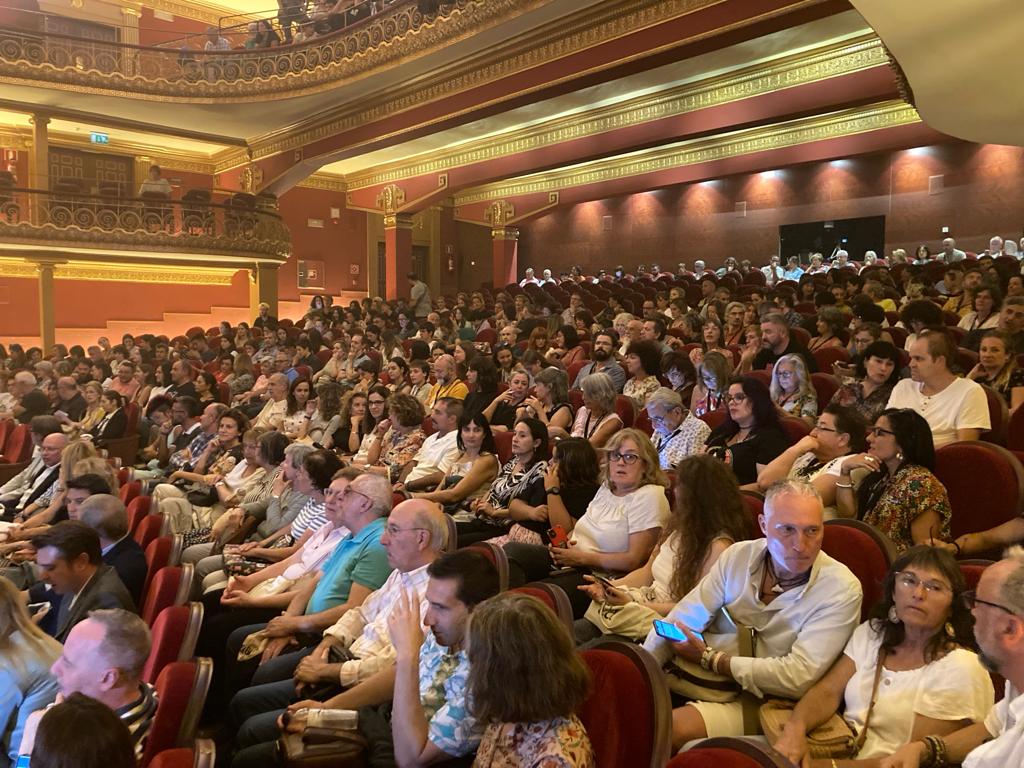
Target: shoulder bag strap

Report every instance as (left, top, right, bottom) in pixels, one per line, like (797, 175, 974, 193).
(853, 649, 887, 752)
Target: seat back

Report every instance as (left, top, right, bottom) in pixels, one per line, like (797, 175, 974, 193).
(142, 564, 193, 626)
(614, 395, 636, 429)
(779, 417, 809, 444)
(0, 424, 32, 463)
(127, 496, 153, 534)
(959, 559, 993, 592)
(741, 491, 765, 539)
(143, 534, 183, 596)
(119, 480, 142, 506)
(667, 737, 795, 767)
(810, 373, 841, 407)
(464, 542, 510, 591)
(493, 431, 513, 465)
(134, 514, 167, 550)
(812, 347, 849, 372)
(147, 749, 193, 768)
(512, 583, 573, 632)
(821, 519, 896, 621)
(141, 658, 212, 768)
(1008, 404, 1024, 451)
(0, 419, 10, 454)
(579, 640, 672, 768)
(934, 442, 1024, 546)
(978, 383, 1010, 446)
(143, 602, 204, 683)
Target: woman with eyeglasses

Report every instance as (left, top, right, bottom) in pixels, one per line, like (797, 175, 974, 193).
(835, 408, 952, 552)
(757, 404, 867, 516)
(690, 351, 731, 418)
(704, 377, 791, 486)
(359, 393, 426, 483)
(769, 352, 817, 426)
(348, 385, 390, 465)
(829, 340, 902, 425)
(504, 429, 669, 618)
(771, 546, 993, 766)
(557, 372, 622, 449)
(411, 411, 500, 513)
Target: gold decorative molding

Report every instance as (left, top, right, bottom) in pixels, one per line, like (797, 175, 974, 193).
(295, 174, 347, 193)
(455, 101, 921, 205)
(142, 0, 257, 26)
(0, 256, 235, 284)
(376, 184, 406, 215)
(484, 200, 516, 227)
(345, 35, 888, 190)
(240, 163, 265, 194)
(383, 212, 414, 230)
(0, 131, 31, 151)
(491, 226, 519, 241)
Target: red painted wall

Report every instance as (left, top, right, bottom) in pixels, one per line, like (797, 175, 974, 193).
(138, 7, 216, 49)
(518, 141, 1024, 273)
(276, 186, 368, 300)
(0, 277, 41, 337)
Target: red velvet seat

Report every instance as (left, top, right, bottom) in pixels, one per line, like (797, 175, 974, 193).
(747, 370, 771, 388)
(790, 326, 811, 347)
(959, 559, 993, 592)
(614, 395, 635, 429)
(0, 419, 10, 454)
(464, 542, 510, 591)
(133, 514, 167, 551)
(316, 348, 332, 364)
(141, 658, 212, 768)
(699, 409, 727, 432)
(119, 480, 142, 506)
(821, 519, 896, 621)
(475, 328, 496, 345)
(142, 564, 193, 627)
(741, 491, 764, 539)
(810, 372, 841, 406)
(978, 383, 1010, 446)
(0, 424, 31, 464)
(667, 737, 794, 767)
(143, 534, 183, 597)
(512, 583, 573, 632)
(934, 442, 1024, 557)
(1008, 405, 1024, 451)
(635, 408, 653, 436)
(579, 640, 672, 768)
(567, 360, 590, 386)
(812, 346, 849, 372)
(143, 602, 204, 683)
(127, 496, 152, 534)
(779, 416, 810, 444)
(493, 430, 513, 465)
(569, 388, 584, 411)
(294, 364, 312, 381)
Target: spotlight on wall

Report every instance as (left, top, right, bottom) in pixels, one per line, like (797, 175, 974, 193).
(759, 169, 780, 179)
(905, 146, 931, 156)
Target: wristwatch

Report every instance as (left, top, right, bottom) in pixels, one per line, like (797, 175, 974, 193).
(547, 487, 561, 495)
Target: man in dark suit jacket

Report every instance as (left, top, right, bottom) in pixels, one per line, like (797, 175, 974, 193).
(78, 493, 148, 607)
(30, 521, 136, 643)
(0, 432, 66, 521)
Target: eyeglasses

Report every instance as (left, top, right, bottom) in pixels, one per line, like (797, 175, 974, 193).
(339, 486, 372, 503)
(868, 426, 896, 437)
(723, 393, 748, 404)
(368, 399, 386, 405)
(386, 525, 428, 537)
(963, 590, 1021, 616)
(607, 451, 641, 465)
(895, 571, 951, 595)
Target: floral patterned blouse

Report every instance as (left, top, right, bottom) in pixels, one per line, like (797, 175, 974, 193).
(829, 380, 894, 424)
(377, 427, 426, 483)
(623, 375, 661, 407)
(776, 391, 817, 421)
(858, 464, 951, 552)
(473, 716, 595, 768)
(974, 367, 1024, 408)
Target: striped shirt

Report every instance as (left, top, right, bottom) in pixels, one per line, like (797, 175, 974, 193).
(289, 497, 327, 540)
(115, 682, 159, 760)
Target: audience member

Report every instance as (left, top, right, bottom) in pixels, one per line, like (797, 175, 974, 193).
(645, 386, 710, 469)
(29, 694, 136, 768)
(829, 340, 902, 423)
(563, 371, 622, 448)
(410, 411, 500, 514)
(966, 329, 1024, 411)
(768, 352, 817, 425)
(705, 376, 791, 486)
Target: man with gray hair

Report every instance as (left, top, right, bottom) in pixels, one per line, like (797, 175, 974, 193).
(644, 480, 861, 748)
(252, 373, 289, 430)
(427, 355, 468, 407)
(645, 387, 710, 469)
(941, 237, 967, 264)
(78, 493, 147, 606)
(743, 313, 817, 374)
(881, 549, 1024, 768)
(2, 371, 50, 424)
(227, 499, 449, 765)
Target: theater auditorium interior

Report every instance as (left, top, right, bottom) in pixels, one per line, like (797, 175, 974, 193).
(1, 1, 1024, 767)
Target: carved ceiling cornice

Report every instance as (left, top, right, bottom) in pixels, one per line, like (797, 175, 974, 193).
(232, 0, 789, 165)
(454, 101, 920, 205)
(343, 34, 887, 191)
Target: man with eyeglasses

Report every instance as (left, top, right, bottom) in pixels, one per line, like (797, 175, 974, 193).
(227, 499, 450, 768)
(882, 550, 1024, 768)
(644, 480, 862, 749)
(572, 331, 626, 392)
(645, 387, 710, 469)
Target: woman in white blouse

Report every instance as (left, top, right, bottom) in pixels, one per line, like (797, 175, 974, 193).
(773, 546, 993, 764)
(958, 285, 1001, 334)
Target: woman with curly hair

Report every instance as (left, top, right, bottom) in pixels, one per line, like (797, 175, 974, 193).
(360, 392, 426, 483)
(622, 339, 663, 407)
(576, 453, 749, 643)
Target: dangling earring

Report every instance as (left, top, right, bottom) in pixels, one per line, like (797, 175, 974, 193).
(945, 621, 956, 640)
(896, 452, 904, 463)
(888, 605, 901, 624)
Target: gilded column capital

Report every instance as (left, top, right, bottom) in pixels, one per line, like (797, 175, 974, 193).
(384, 212, 415, 230)
(484, 199, 516, 228)
(491, 226, 519, 241)
(376, 184, 407, 216)
(29, 115, 50, 128)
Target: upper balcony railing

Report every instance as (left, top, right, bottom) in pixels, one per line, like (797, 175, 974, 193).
(0, 0, 476, 98)
(0, 183, 290, 261)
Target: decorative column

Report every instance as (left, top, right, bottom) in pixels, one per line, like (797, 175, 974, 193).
(249, 263, 280, 320)
(120, 6, 140, 76)
(36, 261, 58, 351)
(377, 184, 411, 301)
(27, 114, 49, 225)
(491, 226, 519, 290)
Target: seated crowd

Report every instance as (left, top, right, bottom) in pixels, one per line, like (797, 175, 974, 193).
(2, 239, 1024, 767)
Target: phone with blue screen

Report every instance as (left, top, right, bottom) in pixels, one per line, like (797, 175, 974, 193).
(653, 619, 686, 642)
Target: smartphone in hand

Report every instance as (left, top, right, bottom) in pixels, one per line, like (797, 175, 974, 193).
(653, 619, 686, 642)
(547, 524, 569, 548)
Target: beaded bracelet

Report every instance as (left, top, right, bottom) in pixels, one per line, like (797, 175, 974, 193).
(699, 645, 716, 670)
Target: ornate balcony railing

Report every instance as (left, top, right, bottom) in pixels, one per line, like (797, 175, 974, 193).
(0, 0, 491, 98)
(0, 186, 291, 260)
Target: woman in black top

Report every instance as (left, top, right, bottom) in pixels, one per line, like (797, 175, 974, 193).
(483, 368, 531, 431)
(705, 376, 791, 486)
(462, 357, 499, 420)
(89, 390, 127, 447)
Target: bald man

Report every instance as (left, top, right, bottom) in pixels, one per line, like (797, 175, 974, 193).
(1, 432, 67, 521)
(252, 373, 290, 431)
(426, 355, 468, 407)
(53, 376, 86, 423)
(228, 499, 448, 766)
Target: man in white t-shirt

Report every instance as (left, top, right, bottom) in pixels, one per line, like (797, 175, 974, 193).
(396, 398, 461, 492)
(886, 330, 989, 447)
(881, 550, 1024, 768)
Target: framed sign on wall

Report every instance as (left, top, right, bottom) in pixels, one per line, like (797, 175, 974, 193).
(298, 259, 325, 290)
